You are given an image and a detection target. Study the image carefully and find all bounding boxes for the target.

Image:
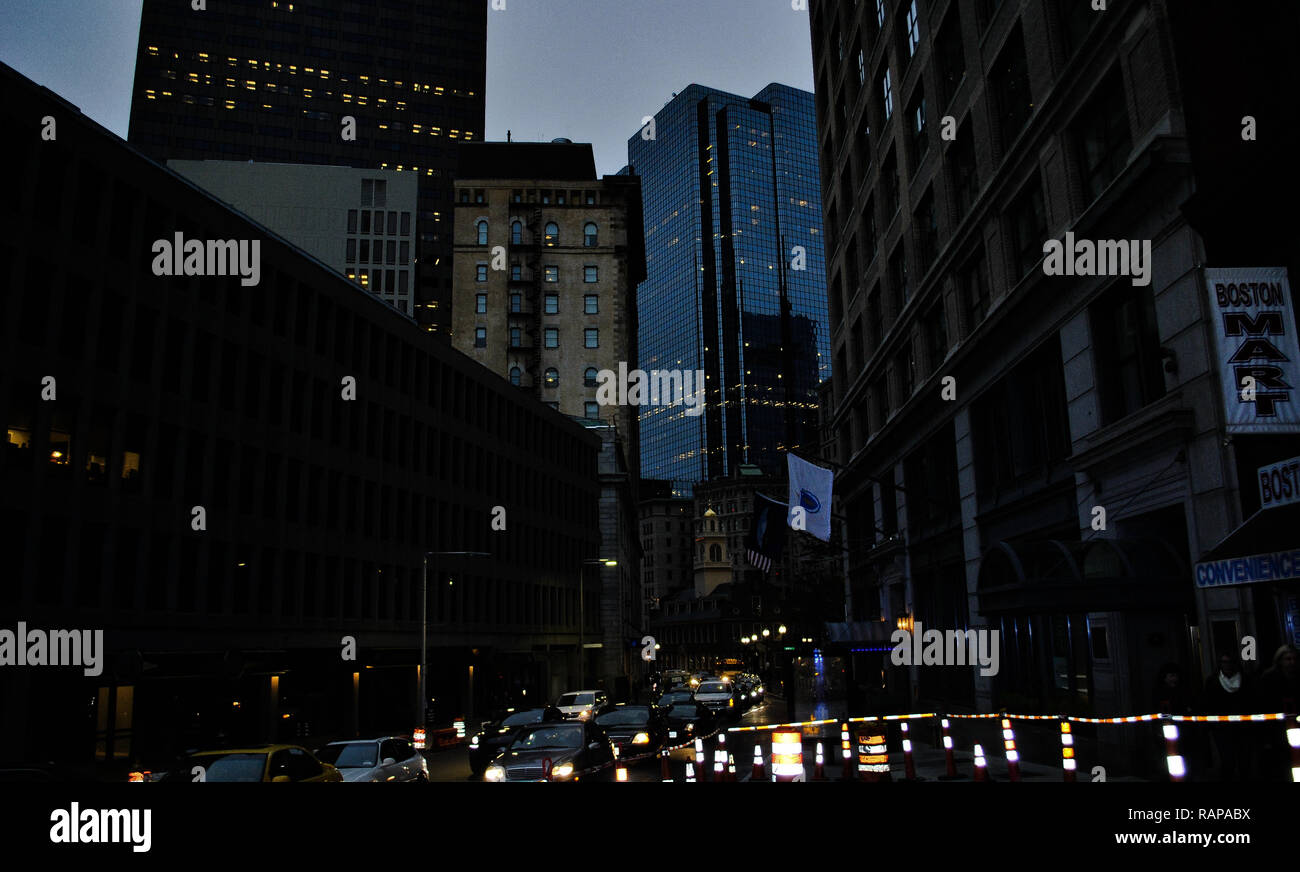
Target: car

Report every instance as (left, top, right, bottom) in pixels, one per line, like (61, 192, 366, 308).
(158, 745, 343, 782)
(484, 721, 615, 782)
(594, 705, 667, 759)
(555, 689, 610, 721)
(656, 689, 695, 708)
(662, 702, 716, 745)
(662, 670, 691, 689)
(315, 736, 427, 783)
(467, 706, 564, 776)
(693, 680, 740, 717)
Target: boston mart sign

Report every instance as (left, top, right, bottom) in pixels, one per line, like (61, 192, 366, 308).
(1205, 267, 1300, 434)
(1195, 549, 1300, 589)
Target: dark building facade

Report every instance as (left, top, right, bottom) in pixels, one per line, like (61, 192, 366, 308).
(127, 0, 486, 334)
(811, 0, 1300, 772)
(1, 62, 600, 773)
(628, 84, 830, 495)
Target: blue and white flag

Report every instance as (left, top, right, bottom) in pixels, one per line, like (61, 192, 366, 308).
(787, 453, 833, 542)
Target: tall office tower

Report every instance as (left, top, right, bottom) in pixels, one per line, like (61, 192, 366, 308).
(127, 0, 486, 335)
(810, 0, 1300, 769)
(628, 84, 829, 496)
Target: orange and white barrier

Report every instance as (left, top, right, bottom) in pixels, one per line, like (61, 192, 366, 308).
(1001, 718, 1021, 782)
(771, 731, 804, 782)
(1060, 720, 1076, 783)
(856, 729, 890, 782)
(413, 727, 427, 751)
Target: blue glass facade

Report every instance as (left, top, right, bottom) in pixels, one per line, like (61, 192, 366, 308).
(629, 84, 828, 495)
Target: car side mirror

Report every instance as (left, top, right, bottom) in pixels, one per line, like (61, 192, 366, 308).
(271, 775, 292, 783)
(588, 742, 602, 750)
(381, 757, 396, 767)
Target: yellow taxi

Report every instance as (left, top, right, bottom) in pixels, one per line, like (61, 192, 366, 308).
(160, 744, 343, 782)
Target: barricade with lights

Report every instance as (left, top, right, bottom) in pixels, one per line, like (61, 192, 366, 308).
(771, 731, 804, 782)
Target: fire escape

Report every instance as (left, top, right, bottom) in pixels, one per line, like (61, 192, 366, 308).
(511, 207, 544, 399)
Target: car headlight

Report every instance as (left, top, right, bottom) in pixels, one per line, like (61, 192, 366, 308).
(729, 698, 734, 707)
(578, 709, 591, 720)
(632, 732, 650, 744)
(470, 736, 480, 748)
(686, 723, 694, 731)
(485, 765, 506, 782)
(551, 762, 574, 779)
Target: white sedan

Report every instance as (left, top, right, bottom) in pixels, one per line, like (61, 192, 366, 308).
(316, 737, 428, 783)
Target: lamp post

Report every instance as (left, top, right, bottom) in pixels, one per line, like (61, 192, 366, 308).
(578, 558, 618, 688)
(419, 551, 490, 735)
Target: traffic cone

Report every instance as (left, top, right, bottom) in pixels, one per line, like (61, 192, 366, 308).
(713, 748, 725, 780)
(900, 722, 916, 781)
(727, 753, 737, 782)
(1001, 718, 1021, 783)
(695, 738, 707, 782)
(813, 742, 827, 780)
(1163, 721, 1185, 782)
(685, 762, 696, 783)
(660, 750, 672, 782)
(973, 743, 988, 782)
(1289, 717, 1300, 782)
(840, 723, 854, 781)
(940, 717, 960, 779)
(751, 744, 766, 781)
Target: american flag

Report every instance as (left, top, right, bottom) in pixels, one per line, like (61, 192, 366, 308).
(744, 493, 787, 574)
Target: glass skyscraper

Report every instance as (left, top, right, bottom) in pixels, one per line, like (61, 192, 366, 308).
(628, 84, 828, 495)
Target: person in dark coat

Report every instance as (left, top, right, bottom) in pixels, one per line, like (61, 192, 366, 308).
(1152, 663, 1195, 714)
(1201, 653, 1255, 781)
(1257, 644, 1300, 781)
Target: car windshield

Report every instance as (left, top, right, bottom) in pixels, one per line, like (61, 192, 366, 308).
(166, 753, 266, 782)
(658, 692, 692, 705)
(557, 693, 594, 707)
(697, 682, 729, 694)
(501, 710, 546, 727)
(513, 725, 583, 750)
(595, 709, 649, 727)
(668, 705, 700, 718)
(315, 743, 378, 768)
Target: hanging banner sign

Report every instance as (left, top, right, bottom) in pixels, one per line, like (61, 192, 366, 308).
(1204, 267, 1300, 434)
(1258, 455, 1300, 510)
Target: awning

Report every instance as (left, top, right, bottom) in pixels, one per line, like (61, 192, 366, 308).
(976, 538, 1190, 615)
(1193, 502, 1300, 589)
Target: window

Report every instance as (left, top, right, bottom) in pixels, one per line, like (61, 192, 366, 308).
(875, 0, 887, 29)
(584, 223, 598, 247)
(1058, 0, 1096, 57)
(584, 295, 598, 314)
(401, 212, 410, 235)
(584, 328, 599, 348)
(544, 367, 559, 388)
(510, 327, 521, 347)
(584, 266, 598, 283)
(544, 222, 559, 246)
(474, 327, 486, 348)
(925, 302, 949, 372)
(474, 264, 487, 283)
(584, 366, 599, 387)
(544, 266, 558, 282)
(936, 7, 966, 107)
(510, 293, 521, 313)
(895, 338, 916, 400)
(475, 294, 487, 314)
(511, 221, 522, 244)
(866, 285, 882, 350)
(889, 244, 908, 315)
(1091, 283, 1165, 425)
(882, 148, 900, 218)
(950, 117, 978, 215)
(346, 238, 356, 263)
(544, 294, 559, 314)
(880, 68, 893, 121)
(915, 188, 937, 272)
(961, 251, 991, 331)
(510, 366, 522, 387)
(347, 209, 358, 233)
(585, 401, 600, 419)
(858, 49, 866, 85)
(904, 1, 921, 57)
(1075, 70, 1132, 204)
(861, 197, 878, 266)
(510, 264, 522, 280)
(907, 86, 928, 173)
(545, 328, 559, 348)
(1007, 181, 1047, 280)
(990, 26, 1033, 148)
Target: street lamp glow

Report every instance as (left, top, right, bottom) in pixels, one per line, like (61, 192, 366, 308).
(603, 559, 618, 567)
(778, 625, 787, 635)
(741, 636, 749, 644)
(762, 629, 770, 638)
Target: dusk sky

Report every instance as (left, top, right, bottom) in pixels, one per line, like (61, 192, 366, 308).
(0, 0, 816, 175)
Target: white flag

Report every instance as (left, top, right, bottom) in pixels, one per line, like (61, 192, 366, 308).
(787, 453, 833, 542)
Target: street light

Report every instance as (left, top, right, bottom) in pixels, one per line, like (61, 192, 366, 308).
(420, 551, 490, 736)
(762, 628, 771, 638)
(778, 625, 787, 635)
(579, 558, 617, 688)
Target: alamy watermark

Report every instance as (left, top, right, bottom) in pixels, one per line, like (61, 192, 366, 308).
(1042, 232, 1151, 287)
(890, 621, 999, 676)
(0, 622, 104, 676)
(151, 233, 261, 287)
(50, 803, 150, 853)
(595, 363, 705, 416)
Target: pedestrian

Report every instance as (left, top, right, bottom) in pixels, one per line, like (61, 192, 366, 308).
(1201, 653, 1255, 781)
(1257, 644, 1300, 781)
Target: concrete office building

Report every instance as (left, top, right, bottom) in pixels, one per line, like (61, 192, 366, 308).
(168, 160, 419, 314)
(810, 0, 1300, 772)
(128, 0, 485, 334)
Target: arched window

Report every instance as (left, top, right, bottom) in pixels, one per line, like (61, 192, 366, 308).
(544, 367, 559, 388)
(584, 222, 598, 247)
(584, 366, 599, 387)
(476, 220, 488, 245)
(709, 544, 722, 562)
(544, 221, 559, 246)
(509, 366, 522, 387)
(511, 220, 522, 245)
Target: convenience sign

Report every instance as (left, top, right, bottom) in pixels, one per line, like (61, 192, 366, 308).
(1259, 455, 1300, 509)
(1195, 549, 1300, 588)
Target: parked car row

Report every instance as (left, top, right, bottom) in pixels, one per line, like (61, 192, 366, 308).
(136, 736, 429, 783)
